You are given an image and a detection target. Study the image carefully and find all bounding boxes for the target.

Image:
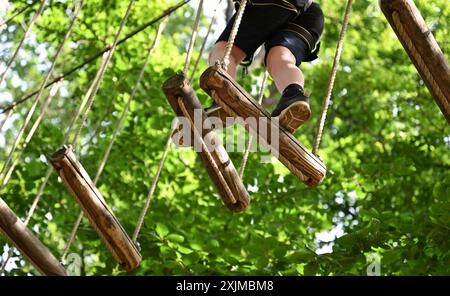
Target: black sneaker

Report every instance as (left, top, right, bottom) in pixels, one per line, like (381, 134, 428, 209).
(271, 85, 311, 133)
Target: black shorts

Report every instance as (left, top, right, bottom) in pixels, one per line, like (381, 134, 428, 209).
(217, 3, 325, 66)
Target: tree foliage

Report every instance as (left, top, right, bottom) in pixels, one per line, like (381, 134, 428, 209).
(0, 0, 449, 276)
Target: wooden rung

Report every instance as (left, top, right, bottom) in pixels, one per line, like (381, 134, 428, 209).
(200, 65, 326, 187)
(380, 0, 450, 124)
(51, 146, 141, 272)
(0, 198, 67, 275)
(162, 74, 250, 212)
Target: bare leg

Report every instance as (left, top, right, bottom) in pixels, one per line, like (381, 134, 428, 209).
(267, 46, 310, 133)
(208, 41, 246, 79)
(266, 46, 304, 92)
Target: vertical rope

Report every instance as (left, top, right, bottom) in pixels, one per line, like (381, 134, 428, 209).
(221, 0, 248, 71)
(183, 0, 204, 76)
(0, 105, 14, 132)
(132, 1, 210, 242)
(93, 21, 165, 184)
(132, 135, 171, 242)
(189, 0, 221, 83)
(312, 0, 353, 155)
(239, 71, 268, 178)
(0, 0, 84, 185)
(0, 84, 60, 272)
(0, 0, 47, 86)
(0, 0, 41, 28)
(0, 79, 58, 269)
(0, 2, 84, 274)
(0, 81, 62, 189)
(60, 22, 166, 257)
(69, 0, 135, 146)
(60, 0, 136, 262)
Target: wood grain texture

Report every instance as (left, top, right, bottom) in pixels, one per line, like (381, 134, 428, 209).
(380, 0, 450, 124)
(51, 146, 141, 271)
(200, 66, 326, 187)
(163, 74, 250, 212)
(171, 106, 232, 148)
(0, 198, 67, 276)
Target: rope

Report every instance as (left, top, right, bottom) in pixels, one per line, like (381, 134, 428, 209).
(132, 1, 214, 242)
(183, 0, 204, 75)
(60, 0, 136, 261)
(60, 22, 166, 256)
(0, 1, 84, 274)
(0, 81, 62, 189)
(0, 0, 47, 86)
(0, 0, 84, 187)
(239, 71, 268, 178)
(0, 0, 192, 115)
(0, 105, 14, 132)
(391, 11, 450, 119)
(189, 0, 221, 83)
(0, 84, 60, 271)
(0, 0, 40, 28)
(221, 0, 248, 71)
(312, 0, 353, 155)
(132, 135, 171, 242)
(178, 98, 236, 203)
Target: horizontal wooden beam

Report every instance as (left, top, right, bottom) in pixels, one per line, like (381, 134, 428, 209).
(0, 198, 67, 276)
(200, 66, 326, 187)
(380, 0, 450, 124)
(163, 74, 250, 212)
(51, 146, 141, 272)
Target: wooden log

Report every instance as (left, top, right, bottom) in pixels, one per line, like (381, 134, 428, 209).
(162, 74, 250, 212)
(200, 66, 326, 187)
(0, 198, 67, 276)
(171, 105, 232, 148)
(380, 0, 450, 124)
(51, 146, 141, 272)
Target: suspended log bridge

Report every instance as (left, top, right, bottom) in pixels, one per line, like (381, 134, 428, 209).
(163, 74, 250, 212)
(51, 146, 141, 271)
(0, 198, 67, 275)
(380, 0, 450, 124)
(200, 66, 326, 187)
(200, 65, 326, 187)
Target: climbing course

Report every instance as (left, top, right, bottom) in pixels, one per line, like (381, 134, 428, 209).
(199, 0, 353, 187)
(162, 0, 250, 212)
(0, 0, 448, 277)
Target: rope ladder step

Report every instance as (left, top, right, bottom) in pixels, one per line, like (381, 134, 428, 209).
(162, 74, 250, 212)
(51, 146, 142, 271)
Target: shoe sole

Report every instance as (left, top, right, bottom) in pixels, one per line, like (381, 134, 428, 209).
(278, 101, 311, 133)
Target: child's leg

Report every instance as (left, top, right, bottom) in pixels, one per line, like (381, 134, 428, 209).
(266, 45, 305, 92)
(209, 5, 295, 81)
(264, 2, 325, 133)
(208, 41, 246, 79)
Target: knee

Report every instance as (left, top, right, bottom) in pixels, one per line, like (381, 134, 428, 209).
(266, 46, 296, 73)
(209, 42, 246, 66)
